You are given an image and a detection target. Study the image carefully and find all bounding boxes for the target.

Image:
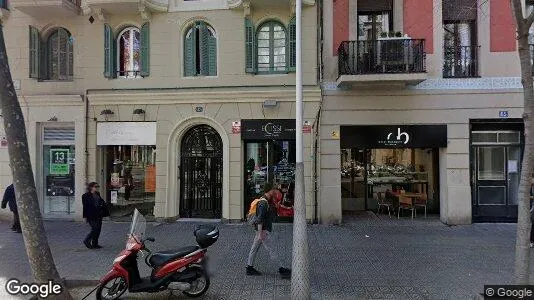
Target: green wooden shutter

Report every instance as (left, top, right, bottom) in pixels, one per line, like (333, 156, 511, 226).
(58, 28, 69, 80)
(39, 39, 47, 80)
(184, 26, 197, 77)
(29, 26, 40, 79)
(244, 18, 256, 73)
(207, 31, 217, 76)
(288, 17, 296, 72)
(140, 22, 150, 77)
(104, 23, 113, 78)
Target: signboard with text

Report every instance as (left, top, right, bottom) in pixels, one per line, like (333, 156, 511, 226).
(340, 125, 448, 148)
(241, 119, 296, 140)
(50, 149, 70, 175)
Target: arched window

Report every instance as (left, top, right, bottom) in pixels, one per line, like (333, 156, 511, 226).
(244, 18, 295, 74)
(184, 21, 217, 77)
(117, 27, 141, 77)
(257, 21, 286, 73)
(46, 28, 73, 80)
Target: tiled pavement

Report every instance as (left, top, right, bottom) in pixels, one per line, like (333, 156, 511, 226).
(0, 215, 533, 299)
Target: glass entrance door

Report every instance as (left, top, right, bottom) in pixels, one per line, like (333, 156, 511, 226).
(244, 140, 295, 219)
(472, 145, 521, 221)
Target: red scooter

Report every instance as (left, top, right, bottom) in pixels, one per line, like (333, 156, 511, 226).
(95, 210, 219, 299)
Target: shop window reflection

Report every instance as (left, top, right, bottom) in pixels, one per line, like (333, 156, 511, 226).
(105, 145, 156, 218)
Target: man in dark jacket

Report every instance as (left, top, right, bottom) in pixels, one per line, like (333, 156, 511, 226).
(82, 182, 108, 249)
(246, 188, 291, 278)
(1, 184, 20, 233)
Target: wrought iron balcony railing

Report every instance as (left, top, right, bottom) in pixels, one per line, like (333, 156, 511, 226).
(443, 45, 479, 78)
(338, 39, 426, 76)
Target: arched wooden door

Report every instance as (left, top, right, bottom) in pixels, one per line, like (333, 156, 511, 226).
(180, 125, 223, 218)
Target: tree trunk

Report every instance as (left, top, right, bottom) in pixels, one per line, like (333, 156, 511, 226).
(511, 0, 534, 285)
(0, 25, 72, 299)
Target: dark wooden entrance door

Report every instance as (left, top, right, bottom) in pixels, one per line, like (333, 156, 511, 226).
(180, 125, 223, 218)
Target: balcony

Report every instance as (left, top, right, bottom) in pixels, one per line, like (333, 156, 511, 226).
(82, 0, 167, 18)
(337, 39, 427, 87)
(12, 0, 81, 18)
(227, 0, 315, 10)
(443, 45, 479, 78)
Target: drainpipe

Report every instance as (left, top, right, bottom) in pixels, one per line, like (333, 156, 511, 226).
(313, 0, 325, 224)
(84, 90, 89, 187)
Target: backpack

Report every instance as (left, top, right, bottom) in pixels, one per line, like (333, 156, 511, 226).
(247, 198, 267, 226)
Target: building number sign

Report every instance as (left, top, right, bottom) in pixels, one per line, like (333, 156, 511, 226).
(50, 149, 70, 175)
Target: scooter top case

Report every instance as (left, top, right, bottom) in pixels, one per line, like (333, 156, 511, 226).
(194, 225, 219, 248)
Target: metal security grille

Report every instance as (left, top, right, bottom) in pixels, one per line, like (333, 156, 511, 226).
(180, 125, 223, 218)
(44, 127, 75, 142)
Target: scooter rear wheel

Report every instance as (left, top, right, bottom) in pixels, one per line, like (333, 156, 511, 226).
(182, 266, 210, 298)
(96, 276, 127, 300)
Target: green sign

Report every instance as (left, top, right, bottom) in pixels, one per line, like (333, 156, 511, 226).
(50, 149, 70, 175)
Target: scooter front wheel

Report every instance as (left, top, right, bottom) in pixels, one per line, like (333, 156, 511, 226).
(182, 266, 210, 298)
(96, 276, 127, 300)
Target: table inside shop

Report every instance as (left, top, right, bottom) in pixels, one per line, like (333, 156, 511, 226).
(389, 191, 425, 212)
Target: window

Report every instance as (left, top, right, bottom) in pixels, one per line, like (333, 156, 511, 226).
(104, 23, 149, 79)
(117, 27, 141, 77)
(0, 0, 7, 10)
(245, 18, 296, 74)
(28, 26, 73, 81)
(184, 21, 217, 77)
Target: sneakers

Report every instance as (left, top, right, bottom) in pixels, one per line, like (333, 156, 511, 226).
(530, 242, 534, 248)
(279, 267, 291, 279)
(246, 266, 262, 276)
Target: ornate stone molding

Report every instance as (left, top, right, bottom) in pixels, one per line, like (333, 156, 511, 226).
(139, 3, 151, 21)
(242, 0, 251, 17)
(82, 6, 107, 22)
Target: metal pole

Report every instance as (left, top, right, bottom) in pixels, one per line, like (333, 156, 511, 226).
(291, 0, 310, 298)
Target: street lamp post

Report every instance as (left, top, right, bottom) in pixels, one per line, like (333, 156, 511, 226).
(291, 0, 310, 298)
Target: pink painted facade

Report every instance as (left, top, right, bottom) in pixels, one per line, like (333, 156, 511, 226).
(490, 0, 516, 52)
(403, 0, 434, 54)
(332, 0, 349, 56)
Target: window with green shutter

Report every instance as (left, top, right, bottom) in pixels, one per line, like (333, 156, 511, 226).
(288, 17, 296, 72)
(140, 22, 150, 77)
(103, 23, 114, 78)
(29, 26, 40, 79)
(244, 18, 256, 73)
(184, 21, 217, 77)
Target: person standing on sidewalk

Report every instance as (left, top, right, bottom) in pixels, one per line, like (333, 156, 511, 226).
(82, 182, 108, 249)
(246, 188, 291, 278)
(1, 184, 20, 233)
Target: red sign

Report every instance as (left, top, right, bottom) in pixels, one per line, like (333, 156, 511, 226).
(232, 121, 241, 134)
(303, 121, 312, 133)
(0, 136, 7, 149)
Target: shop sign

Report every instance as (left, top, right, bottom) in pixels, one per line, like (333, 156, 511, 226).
(0, 136, 7, 149)
(50, 149, 70, 175)
(241, 119, 296, 140)
(303, 121, 312, 133)
(499, 111, 509, 118)
(340, 125, 447, 148)
(97, 122, 157, 146)
(232, 121, 241, 134)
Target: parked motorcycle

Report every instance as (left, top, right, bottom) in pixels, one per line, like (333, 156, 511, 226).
(96, 209, 219, 299)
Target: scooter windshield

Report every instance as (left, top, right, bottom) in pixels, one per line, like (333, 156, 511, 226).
(128, 209, 146, 243)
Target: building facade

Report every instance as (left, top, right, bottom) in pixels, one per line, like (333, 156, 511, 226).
(319, 0, 526, 224)
(0, 0, 320, 221)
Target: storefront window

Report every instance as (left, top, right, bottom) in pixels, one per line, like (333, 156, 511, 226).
(245, 140, 295, 218)
(104, 145, 156, 217)
(43, 145, 75, 215)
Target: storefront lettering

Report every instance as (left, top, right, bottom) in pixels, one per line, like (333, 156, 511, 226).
(262, 123, 283, 136)
(383, 128, 410, 145)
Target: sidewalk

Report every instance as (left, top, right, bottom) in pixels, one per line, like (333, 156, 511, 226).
(0, 217, 531, 299)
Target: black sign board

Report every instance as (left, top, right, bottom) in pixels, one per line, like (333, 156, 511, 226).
(341, 125, 447, 148)
(241, 119, 296, 140)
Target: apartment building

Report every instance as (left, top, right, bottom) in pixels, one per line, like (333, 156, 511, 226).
(320, 0, 525, 224)
(0, 0, 320, 221)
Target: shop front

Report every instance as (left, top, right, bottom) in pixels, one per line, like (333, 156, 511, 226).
(96, 122, 157, 219)
(242, 119, 296, 220)
(340, 125, 447, 217)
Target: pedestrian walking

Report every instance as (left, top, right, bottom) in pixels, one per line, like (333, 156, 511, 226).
(1, 184, 21, 233)
(246, 188, 291, 278)
(82, 182, 109, 249)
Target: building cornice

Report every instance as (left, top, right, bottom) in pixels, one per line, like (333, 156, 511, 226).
(19, 95, 84, 107)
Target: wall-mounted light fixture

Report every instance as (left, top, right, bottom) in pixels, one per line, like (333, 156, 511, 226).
(48, 116, 58, 122)
(100, 109, 114, 121)
(263, 99, 278, 108)
(133, 108, 146, 121)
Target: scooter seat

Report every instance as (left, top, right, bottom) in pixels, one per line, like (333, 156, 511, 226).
(149, 246, 199, 267)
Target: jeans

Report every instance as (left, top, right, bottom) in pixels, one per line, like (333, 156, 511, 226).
(84, 218, 102, 247)
(247, 230, 283, 267)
